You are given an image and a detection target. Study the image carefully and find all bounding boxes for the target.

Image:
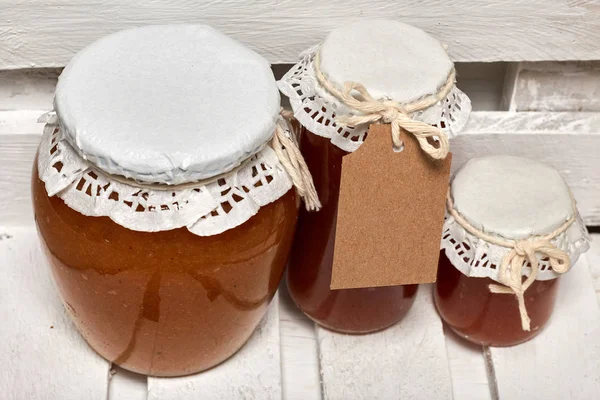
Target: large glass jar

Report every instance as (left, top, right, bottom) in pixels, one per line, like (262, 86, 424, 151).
(279, 20, 472, 334)
(32, 25, 312, 376)
(436, 156, 590, 347)
(33, 161, 296, 375)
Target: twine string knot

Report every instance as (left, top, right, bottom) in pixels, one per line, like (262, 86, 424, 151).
(314, 51, 455, 160)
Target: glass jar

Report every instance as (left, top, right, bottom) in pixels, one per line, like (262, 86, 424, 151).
(32, 25, 313, 376)
(435, 251, 559, 346)
(436, 156, 590, 347)
(279, 20, 472, 334)
(287, 130, 418, 333)
(33, 162, 296, 375)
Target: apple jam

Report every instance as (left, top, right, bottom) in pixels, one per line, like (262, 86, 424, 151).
(434, 251, 559, 346)
(286, 130, 418, 334)
(33, 160, 298, 376)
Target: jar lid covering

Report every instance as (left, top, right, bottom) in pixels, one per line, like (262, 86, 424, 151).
(451, 156, 573, 240)
(441, 155, 589, 284)
(277, 20, 471, 153)
(319, 20, 454, 103)
(55, 24, 280, 184)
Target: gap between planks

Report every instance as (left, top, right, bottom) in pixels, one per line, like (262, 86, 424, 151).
(316, 285, 454, 400)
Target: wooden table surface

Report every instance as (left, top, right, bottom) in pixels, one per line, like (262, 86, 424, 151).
(0, 226, 598, 399)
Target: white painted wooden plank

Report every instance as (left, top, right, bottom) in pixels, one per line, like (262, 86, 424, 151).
(4, 111, 599, 226)
(0, 133, 39, 226)
(0, 69, 59, 110)
(589, 234, 600, 305)
(0, 226, 110, 400)
(443, 327, 492, 400)
(1, 0, 600, 70)
(452, 111, 600, 226)
(511, 61, 600, 112)
(279, 282, 322, 400)
(317, 285, 452, 400)
(490, 256, 600, 399)
(108, 365, 148, 400)
(147, 292, 282, 400)
(0, 109, 47, 134)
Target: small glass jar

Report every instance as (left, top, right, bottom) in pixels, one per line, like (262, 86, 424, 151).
(435, 156, 590, 346)
(32, 25, 310, 376)
(279, 20, 472, 334)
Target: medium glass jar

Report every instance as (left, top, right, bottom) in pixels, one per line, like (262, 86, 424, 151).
(32, 25, 311, 376)
(279, 20, 472, 334)
(287, 130, 418, 333)
(436, 156, 589, 347)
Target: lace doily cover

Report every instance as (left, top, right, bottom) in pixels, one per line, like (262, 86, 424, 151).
(54, 24, 281, 184)
(38, 118, 292, 237)
(278, 21, 472, 153)
(39, 24, 297, 237)
(441, 156, 590, 282)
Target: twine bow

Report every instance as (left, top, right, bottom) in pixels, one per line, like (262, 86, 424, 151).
(273, 115, 322, 211)
(488, 238, 571, 331)
(446, 191, 576, 331)
(313, 51, 455, 160)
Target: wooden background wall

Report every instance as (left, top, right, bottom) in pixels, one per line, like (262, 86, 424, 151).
(0, 2, 599, 399)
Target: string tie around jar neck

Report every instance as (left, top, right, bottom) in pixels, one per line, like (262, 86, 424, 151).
(39, 111, 322, 212)
(273, 113, 322, 211)
(313, 50, 455, 160)
(446, 191, 576, 331)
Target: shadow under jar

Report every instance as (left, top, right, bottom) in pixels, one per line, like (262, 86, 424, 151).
(278, 20, 472, 334)
(435, 156, 590, 347)
(32, 25, 306, 376)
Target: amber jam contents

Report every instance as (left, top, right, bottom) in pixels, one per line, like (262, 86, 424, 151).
(434, 251, 559, 346)
(287, 131, 418, 334)
(33, 160, 298, 376)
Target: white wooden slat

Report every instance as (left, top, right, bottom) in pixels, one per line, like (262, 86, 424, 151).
(0, 132, 39, 226)
(4, 110, 599, 227)
(510, 61, 600, 112)
(0, 69, 59, 110)
(0, 110, 48, 135)
(108, 366, 148, 400)
(452, 111, 600, 226)
(279, 283, 322, 400)
(1, 0, 600, 70)
(2, 63, 506, 114)
(589, 233, 600, 305)
(490, 256, 600, 399)
(317, 285, 452, 400)
(147, 292, 283, 400)
(0, 227, 110, 400)
(443, 328, 492, 400)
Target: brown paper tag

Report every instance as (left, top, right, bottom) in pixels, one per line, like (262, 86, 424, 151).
(330, 124, 452, 290)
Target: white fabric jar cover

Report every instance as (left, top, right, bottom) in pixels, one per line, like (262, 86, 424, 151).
(38, 25, 312, 236)
(278, 20, 472, 153)
(442, 155, 590, 283)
